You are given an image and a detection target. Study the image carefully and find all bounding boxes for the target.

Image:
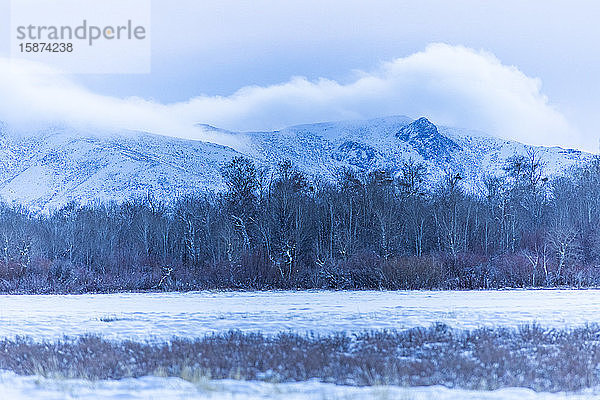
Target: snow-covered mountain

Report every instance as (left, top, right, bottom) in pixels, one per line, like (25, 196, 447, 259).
(0, 125, 241, 211)
(0, 116, 592, 211)
(243, 115, 590, 191)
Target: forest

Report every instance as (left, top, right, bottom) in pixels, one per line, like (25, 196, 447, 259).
(1, 149, 599, 293)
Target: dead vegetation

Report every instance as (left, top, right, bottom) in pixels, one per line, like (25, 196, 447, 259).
(2, 324, 600, 392)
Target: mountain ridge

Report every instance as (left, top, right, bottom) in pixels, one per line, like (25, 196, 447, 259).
(0, 116, 591, 211)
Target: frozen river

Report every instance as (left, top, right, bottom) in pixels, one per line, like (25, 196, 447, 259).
(0, 289, 600, 341)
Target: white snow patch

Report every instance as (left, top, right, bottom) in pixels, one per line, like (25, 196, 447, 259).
(0, 373, 598, 400)
(0, 290, 600, 341)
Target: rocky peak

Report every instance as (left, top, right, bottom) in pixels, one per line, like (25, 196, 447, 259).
(396, 117, 460, 162)
(397, 117, 439, 141)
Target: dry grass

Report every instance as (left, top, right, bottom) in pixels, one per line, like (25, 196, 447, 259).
(0, 324, 600, 392)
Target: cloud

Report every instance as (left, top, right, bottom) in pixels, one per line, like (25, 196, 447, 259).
(0, 59, 241, 148)
(0, 43, 584, 150)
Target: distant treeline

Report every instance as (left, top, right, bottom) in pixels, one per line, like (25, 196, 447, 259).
(2, 150, 600, 293)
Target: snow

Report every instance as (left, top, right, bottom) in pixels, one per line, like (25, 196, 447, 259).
(0, 373, 598, 399)
(0, 290, 600, 341)
(0, 128, 238, 212)
(0, 116, 591, 211)
(248, 116, 590, 194)
(2, 289, 600, 398)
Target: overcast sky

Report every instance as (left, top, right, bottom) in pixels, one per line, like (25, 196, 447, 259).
(0, 0, 599, 152)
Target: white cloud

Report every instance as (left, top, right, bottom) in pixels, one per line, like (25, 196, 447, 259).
(0, 58, 242, 148)
(0, 43, 584, 151)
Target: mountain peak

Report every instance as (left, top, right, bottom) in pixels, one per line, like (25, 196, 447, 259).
(397, 117, 439, 140)
(396, 117, 460, 161)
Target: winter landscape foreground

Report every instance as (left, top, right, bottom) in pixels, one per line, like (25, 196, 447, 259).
(1, 290, 600, 399)
(3, 373, 600, 400)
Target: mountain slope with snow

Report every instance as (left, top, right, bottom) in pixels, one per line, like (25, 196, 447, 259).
(246, 116, 591, 193)
(0, 116, 592, 211)
(0, 126, 242, 211)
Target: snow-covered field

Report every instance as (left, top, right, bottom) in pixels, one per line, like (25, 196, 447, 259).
(1, 373, 600, 400)
(0, 289, 600, 341)
(3, 289, 600, 399)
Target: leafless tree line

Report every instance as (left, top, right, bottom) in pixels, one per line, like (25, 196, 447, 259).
(0, 149, 599, 292)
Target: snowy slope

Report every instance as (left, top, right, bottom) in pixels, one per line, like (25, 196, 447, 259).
(0, 116, 592, 210)
(0, 126, 241, 211)
(245, 116, 592, 194)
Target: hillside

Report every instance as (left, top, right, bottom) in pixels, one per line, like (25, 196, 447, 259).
(0, 116, 591, 211)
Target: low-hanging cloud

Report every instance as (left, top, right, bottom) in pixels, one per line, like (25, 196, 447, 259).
(0, 43, 584, 151)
